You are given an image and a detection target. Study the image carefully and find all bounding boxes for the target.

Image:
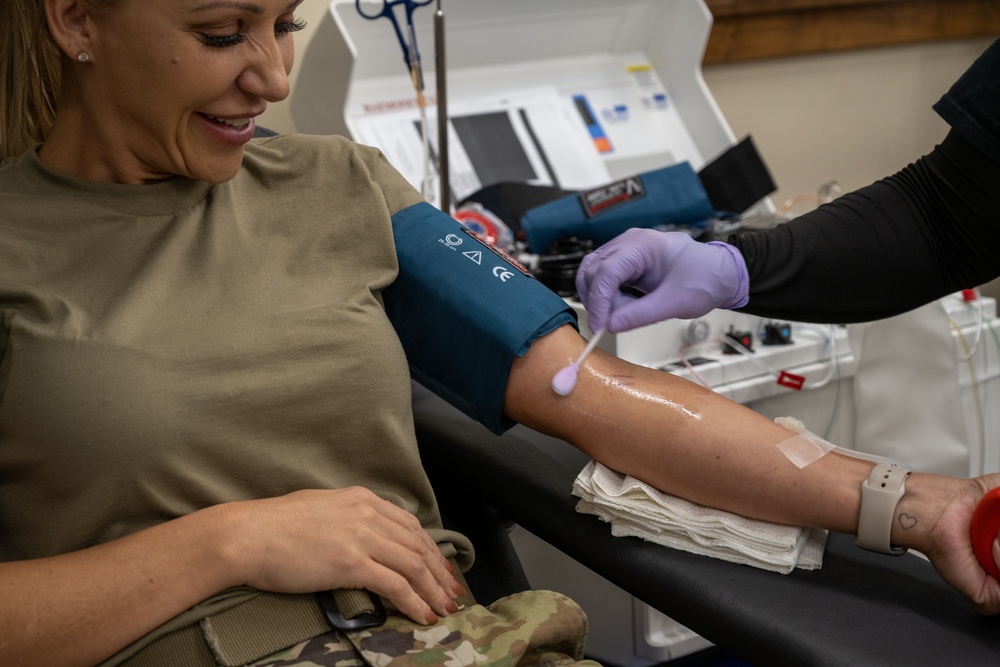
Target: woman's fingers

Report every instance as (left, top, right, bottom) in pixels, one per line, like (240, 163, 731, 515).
(355, 499, 464, 619)
(238, 488, 464, 624)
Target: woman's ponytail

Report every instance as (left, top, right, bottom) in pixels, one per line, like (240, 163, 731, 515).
(0, 0, 61, 160)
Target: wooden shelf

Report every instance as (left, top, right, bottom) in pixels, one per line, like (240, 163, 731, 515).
(704, 0, 1000, 64)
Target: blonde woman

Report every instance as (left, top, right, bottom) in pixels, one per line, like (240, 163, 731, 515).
(1, 2, 998, 666)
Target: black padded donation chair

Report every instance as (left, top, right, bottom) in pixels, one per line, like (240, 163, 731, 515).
(412, 383, 1000, 667)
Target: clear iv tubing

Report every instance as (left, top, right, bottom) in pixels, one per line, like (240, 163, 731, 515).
(777, 416, 902, 467)
(952, 319, 987, 476)
(721, 323, 839, 391)
(408, 66, 435, 203)
(402, 20, 434, 203)
(949, 290, 985, 362)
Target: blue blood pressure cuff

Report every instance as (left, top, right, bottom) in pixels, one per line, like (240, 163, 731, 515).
(384, 202, 577, 434)
(519, 162, 717, 254)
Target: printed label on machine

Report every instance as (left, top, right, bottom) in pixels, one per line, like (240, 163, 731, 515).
(579, 176, 646, 218)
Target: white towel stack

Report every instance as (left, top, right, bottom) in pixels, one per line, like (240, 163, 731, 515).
(573, 460, 827, 574)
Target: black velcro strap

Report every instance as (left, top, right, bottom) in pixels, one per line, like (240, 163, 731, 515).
(698, 135, 777, 215)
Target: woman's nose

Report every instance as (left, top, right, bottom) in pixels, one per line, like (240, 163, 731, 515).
(239, 35, 293, 103)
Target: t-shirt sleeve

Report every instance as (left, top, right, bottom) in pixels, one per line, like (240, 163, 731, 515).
(373, 150, 427, 215)
(725, 38, 1000, 323)
(728, 129, 1000, 323)
(383, 202, 577, 434)
(933, 37, 1000, 166)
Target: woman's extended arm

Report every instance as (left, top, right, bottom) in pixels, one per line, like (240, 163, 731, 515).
(0, 489, 462, 667)
(504, 324, 1000, 613)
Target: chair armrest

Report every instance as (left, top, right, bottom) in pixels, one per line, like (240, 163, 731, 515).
(412, 385, 1000, 666)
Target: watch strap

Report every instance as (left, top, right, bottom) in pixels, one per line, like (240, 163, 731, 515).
(856, 463, 912, 555)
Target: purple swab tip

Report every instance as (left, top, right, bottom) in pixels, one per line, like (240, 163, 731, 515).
(551, 363, 580, 396)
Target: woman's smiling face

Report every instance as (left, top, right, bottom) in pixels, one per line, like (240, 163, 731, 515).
(49, 0, 305, 184)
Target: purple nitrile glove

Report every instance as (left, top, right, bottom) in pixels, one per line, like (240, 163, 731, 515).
(575, 228, 749, 334)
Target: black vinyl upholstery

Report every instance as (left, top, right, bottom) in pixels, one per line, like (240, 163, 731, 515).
(414, 384, 1000, 666)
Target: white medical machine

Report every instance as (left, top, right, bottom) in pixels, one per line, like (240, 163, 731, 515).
(291, 1, 1000, 663)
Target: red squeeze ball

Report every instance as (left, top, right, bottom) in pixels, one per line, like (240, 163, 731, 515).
(970, 487, 1000, 579)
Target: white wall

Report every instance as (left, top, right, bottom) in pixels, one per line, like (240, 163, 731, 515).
(702, 38, 993, 207)
(266, 3, 992, 209)
(702, 36, 997, 296)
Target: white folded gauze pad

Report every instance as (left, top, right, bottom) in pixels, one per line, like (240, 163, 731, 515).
(573, 460, 826, 574)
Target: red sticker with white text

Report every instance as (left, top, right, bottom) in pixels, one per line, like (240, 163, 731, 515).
(777, 371, 805, 391)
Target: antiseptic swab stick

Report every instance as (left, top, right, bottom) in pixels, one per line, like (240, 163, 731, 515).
(551, 328, 606, 396)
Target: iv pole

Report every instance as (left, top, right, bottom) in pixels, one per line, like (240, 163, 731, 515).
(434, 0, 450, 213)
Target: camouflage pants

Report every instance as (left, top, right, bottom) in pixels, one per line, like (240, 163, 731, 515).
(249, 590, 602, 667)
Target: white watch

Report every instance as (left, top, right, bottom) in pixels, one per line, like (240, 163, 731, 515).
(856, 463, 912, 555)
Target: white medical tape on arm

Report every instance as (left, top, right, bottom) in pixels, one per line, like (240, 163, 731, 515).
(774, 416, 905, 469)
(774, 416, 835, 469)
(776, 432, 836, 469)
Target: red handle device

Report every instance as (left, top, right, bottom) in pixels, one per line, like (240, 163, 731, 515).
(970, 487, 1000, 579)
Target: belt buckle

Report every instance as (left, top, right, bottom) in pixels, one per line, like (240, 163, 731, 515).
(317, 590, 387, 631)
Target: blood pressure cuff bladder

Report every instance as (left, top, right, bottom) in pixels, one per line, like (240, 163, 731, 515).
(383, 202, 577, 434)
(519, 162, 717, 254)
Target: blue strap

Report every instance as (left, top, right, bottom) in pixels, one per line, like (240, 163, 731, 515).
(520, 162, 716, 254)
(385, 203, 577, 434)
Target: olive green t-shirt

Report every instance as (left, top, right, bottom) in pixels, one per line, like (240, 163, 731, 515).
(0, 134, 471, 658)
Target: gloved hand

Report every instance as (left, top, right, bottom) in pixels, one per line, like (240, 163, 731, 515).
(575, 228, 749, 334)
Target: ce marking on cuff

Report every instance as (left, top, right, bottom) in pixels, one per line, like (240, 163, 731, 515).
(493, 266, 515, 283)
(437, 230, 518, 285)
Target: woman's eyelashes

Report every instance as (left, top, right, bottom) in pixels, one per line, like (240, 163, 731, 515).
(199, 17, 306, 48)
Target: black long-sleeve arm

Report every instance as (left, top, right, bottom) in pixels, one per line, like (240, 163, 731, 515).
(728, 129, 1000, 324)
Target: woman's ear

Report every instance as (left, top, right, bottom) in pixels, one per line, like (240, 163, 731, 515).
(44, 0, 94, 61)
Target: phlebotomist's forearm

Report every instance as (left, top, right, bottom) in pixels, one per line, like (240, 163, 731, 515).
(729, 130, 1000, 324)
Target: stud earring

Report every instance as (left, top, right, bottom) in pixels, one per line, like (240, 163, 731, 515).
(77, 52, 90, 62)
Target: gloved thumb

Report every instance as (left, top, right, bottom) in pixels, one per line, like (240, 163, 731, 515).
(602, 290, 642, 334)
(606, 292, 676, 333)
